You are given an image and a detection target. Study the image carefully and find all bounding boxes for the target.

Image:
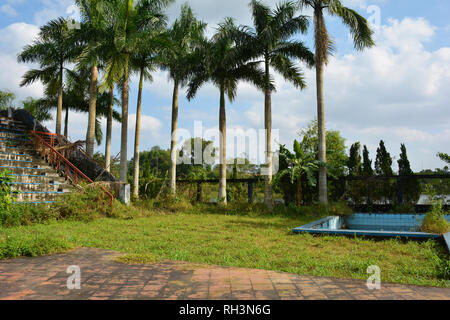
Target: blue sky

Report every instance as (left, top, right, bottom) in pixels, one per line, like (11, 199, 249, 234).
(1, 0, 449, 172)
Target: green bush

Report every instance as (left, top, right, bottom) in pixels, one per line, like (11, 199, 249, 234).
(0, 184, 138, 227)
(0, 233, 73, 259)
(152, 193, 193, 212)
(0, 169, 19, 214)
(421, 185, 449, 235)
(0, 204, 57, 227)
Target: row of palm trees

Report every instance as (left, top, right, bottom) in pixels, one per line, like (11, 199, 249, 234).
(17, 0, 374, 205)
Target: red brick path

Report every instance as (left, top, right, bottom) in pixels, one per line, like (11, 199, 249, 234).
(0, 248, 449, 300)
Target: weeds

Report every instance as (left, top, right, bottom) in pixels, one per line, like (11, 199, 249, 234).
(421, 185, 449, 234)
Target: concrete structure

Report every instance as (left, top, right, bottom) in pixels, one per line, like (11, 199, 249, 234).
(0, 116, 71, 204)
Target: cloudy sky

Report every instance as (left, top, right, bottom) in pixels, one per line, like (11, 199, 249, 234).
(1, 0, 449, 172)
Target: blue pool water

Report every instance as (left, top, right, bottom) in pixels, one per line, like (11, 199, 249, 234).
(293, 213, 450, 253)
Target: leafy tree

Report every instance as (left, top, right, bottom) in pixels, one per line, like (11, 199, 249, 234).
(0, 90, 15, 110)
(297, 0, 375, 204)
(298, 120, 347, 177)
(18, 18, 76, 135)
(347, 142, 362, 176)
(437, 152, 450, 165)
(398, 143, 421, 204)
(230, 0, 314, 208)
(187, 19, 268, 204)
(177, 138, 216, 178)
(159, 4, 207, 195)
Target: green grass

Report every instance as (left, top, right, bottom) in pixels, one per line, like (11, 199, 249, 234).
(0, 206, 449, 288)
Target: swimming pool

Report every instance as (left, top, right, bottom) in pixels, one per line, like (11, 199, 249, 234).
(293, 213, 450, 253)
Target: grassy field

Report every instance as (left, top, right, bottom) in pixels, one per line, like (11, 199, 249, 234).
(0, 205, 449, 288)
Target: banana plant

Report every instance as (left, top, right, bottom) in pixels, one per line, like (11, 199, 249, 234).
(275, 137, 332, 206)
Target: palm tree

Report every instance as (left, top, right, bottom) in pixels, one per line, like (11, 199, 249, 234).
(159, 4, 207, 195)
(230, 0, 314, 208)
(187, 19, 268, 204)
(17, 18, 76, 135)
(130, 35, 164, 199)
(75, 0, 106, 157)
(297, 0, 374, 204)
(0, 90, 16, 110)
(99, 0, 173, 183)
(22, 97, 53, 122)
(35, 66, 121, 144)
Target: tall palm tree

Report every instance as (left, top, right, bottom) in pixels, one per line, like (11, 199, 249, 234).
(231, 0, 314, 208)
(99, 0, 173, 183)
(17, 18, 76, 135)
(187, 19, 269, 204)
(35, 66, 121, 144)
(297, 0, 374, 204)
(159, 4, 207, 195)
(75, 0, 106, 157)
(130, 35, 163, 198)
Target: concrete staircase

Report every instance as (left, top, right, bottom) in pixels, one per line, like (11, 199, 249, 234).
(0, 116, 72, 205)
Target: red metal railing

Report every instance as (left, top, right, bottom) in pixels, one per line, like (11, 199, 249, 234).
(30, 131, 114, 205)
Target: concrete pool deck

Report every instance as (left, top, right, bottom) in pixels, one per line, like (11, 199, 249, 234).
(0, 248, 449, 300)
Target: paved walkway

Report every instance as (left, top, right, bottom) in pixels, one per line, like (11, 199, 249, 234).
(0, 248, 449, 300)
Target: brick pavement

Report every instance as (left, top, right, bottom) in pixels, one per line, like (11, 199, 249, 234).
(0, 248, 449, 300)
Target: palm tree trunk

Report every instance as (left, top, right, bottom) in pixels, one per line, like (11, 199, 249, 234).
(119, 55, 129, 183)
(170, 79, 179, 195)
(105, 86, 114, 173)
(218, 85, 227, 204)
(264, 56, 273, 209)
(132, 68, 144, 199)
(64, 106, 69, 138)
(86, 64, 98, 157)
(315, 9, 328, 205)
(55, 65, 63, 136)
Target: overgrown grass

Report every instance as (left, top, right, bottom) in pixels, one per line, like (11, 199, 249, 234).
(1, 191, 449, 287)
(0, 184, 141, 227)
(0, 205, 448, 287)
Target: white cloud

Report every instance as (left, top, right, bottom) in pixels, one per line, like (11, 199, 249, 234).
(0, 23, 42, 101)
(0, 4, 17, 16)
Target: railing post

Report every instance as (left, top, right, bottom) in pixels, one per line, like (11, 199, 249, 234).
(248, 181, 254, 204)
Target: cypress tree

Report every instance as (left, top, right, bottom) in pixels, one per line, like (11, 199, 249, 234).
(398, 144, 413, 176)
(375, 140, 394, 203)
(398, 143, 421, 204)
(348, 142, 362, 176)
(362, 145, 373, 176)
(375, 140, 393, 176)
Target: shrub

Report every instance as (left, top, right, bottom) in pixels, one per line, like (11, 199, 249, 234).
(152, 193, 193, 212)
(421, 185, 449, 235)
(0, 169, 19, 214)
(0, 184, 138, 227)
(0, 233, 73, 259)
(0, 204, 57, 227)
